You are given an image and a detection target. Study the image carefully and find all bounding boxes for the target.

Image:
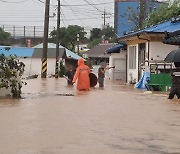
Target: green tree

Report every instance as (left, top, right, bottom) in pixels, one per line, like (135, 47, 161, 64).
(88, 25, 116, 48)
(0, 27, 11, 44)
(100, 25, 115, 40)
(90, 28, 101, 41)
(50, 25, 87, 51)
(144, 2, 180, 27)
(87, 38, 101, 49)
(0, 54, 26, 98)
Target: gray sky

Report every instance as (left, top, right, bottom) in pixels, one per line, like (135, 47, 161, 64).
(0, 0, 114, 36)
(0, 0, 168, 37)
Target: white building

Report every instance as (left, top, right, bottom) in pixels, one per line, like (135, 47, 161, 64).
(109, 17, 180, 84)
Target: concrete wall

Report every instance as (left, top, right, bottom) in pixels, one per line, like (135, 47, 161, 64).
(19, 58, 63, 77)
(149, 42, 178, 61)
(109, 51, 126, 81)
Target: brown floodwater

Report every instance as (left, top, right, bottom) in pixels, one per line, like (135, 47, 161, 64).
(0, 77, 180, 154)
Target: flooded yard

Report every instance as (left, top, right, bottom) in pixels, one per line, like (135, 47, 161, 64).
(0, 77, 180, 154)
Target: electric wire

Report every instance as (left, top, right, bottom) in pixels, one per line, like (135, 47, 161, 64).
(0, 0, 28, 3)
(0, 0, 114, 36)
(62, 0, 87, 26)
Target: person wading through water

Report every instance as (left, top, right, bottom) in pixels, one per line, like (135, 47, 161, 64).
(72, 58, 90, 91)
(98, 62, 115, 88)
(168, 62, 180, 99)
(64, 64, 75, 85)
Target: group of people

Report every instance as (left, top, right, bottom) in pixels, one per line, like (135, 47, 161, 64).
(65, 58, 112, 91)
(65, 58, 180, 99)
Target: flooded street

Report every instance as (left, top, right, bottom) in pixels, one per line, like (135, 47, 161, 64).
(0, 77, 180, 154)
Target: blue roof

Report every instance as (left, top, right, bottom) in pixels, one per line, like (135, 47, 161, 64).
(0, 44, 82, 60)
(106, 43, 126, 54)
(0, 46, 34, 57)
(120, 16, 180, 39)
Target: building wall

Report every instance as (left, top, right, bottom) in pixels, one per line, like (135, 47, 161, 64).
(115, 1, 139, 37)
(149, 42, 178, 61)
(126, 41, 179, 83)
(109, 51, 126, 80)
(114, 0, 161, 37)
(20, 58, 63, 77)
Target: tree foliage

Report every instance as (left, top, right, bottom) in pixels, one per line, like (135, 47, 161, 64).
(88, 25, 116, 48)
(90, 28, 101, 41)
(0, 54, 26, 98)
(90, 25, 115, 41)
(144, 2, 180, 27)
(87, 38, 101, 49)
(0, 27, 11, 44)
(100, 25, 115, 40)
(50, 25, 87, 51)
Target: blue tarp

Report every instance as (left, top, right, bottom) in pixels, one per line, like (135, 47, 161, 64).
(135, 72, 150, 89)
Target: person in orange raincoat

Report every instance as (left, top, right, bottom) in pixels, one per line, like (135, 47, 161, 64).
(72, 58, 90, 91)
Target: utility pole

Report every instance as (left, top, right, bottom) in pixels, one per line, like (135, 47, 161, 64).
(102, 9, 106, 29)
(101, 9, 111, 43)
(77, 33, 80, 55)
(55, 0, 60, 78)
(41, 0, 50, 78)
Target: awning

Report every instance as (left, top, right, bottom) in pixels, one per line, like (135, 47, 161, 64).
(65, 49, 82, 60)
(106, 43, 126, 54)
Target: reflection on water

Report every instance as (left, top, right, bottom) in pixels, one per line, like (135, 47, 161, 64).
(0, 77, 180, 153)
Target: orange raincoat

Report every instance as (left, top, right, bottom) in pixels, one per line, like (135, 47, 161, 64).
(72, 58, 90, 91)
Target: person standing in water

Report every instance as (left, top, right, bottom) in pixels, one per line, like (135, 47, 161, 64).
(72, 58, 90, 91)
(168, 64, 180, 99)
(98, 62, 115, 87)
(64, 64, 75, 85)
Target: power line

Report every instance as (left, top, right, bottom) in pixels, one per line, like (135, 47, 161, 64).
(0, 0, 28, 3)
(62, 0, 87, 26)
(61, 1, 113, 7)
(61, 7, 69, 26)
(83, 0, 102, 14)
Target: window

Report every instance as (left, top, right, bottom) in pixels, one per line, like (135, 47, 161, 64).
(129, 46, 136, 69)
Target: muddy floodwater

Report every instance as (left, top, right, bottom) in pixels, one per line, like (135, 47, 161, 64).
(0, 77, 180, 154)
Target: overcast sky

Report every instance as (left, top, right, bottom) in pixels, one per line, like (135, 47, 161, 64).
(0, 0, 168, 37)
(0, 0, 114, 36)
